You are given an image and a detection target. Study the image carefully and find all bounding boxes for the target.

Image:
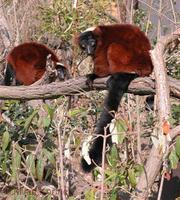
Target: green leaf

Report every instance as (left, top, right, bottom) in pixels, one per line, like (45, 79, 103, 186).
(27, 194, 36, 200)
(110, 189, 117, 200)
(2, 151, 8, 174)
(68, 107, 86, 117)
(36, 153, 44, 181)
(26, 154, 36, 177)
(43, 116, 51, 127)
(68, 197, 75, 200)
(169, 149, 179, 169)
(108, 145, 119, 167)
(84, 189, 95, 200)
(105, 171, 117, 184)
(110, 119, 126, 144)
(116, 119, 126, 144)
(24, 109, 39, 133)
(2, 131, 10, 151)
(2, 161, 7, 175)
(128, 168, 137, 188)
(43, 149, 55, 166)
(118, 132, 126, 144)
(11, 145, 21, 182)
(15, 194, 26, 200)
(134, 164, 144, 176)
(175, 136, 180, 158)
(118, 173, 127, 185)
(116, 119, 128, 132)
(43, 104, 55, 120)
(45, 195, 53, 200)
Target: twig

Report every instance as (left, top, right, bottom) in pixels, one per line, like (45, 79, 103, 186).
(157, 0, 163, 39)
(145, 0, 153, 35)
(100, 128, 108, 200)
(18, 149, 37, 189)
(0, 1, 8, 9)
(56, 106, 66, 200)
(19, 0, 35, 32)
(138, 0, 178, 25)
(157, 171, 165, 200)
(169, 0, 177, 29)
(130, 0, 134, 24)
(116, 0, 121, 23)
(0, 0, 12, 47)
(136, 96, 141, 164)
(19, 180, 33, 192)
(13, 0, 20, 45)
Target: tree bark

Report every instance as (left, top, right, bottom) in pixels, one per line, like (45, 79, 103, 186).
(0, 76, 179, 100)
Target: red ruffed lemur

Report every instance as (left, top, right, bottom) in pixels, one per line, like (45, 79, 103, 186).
(4, 42, 68, 86)
(77, 24, 153, 172)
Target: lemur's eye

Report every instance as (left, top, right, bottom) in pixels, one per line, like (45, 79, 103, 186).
(91, 41, 95, 46)
(81, 44, 86, 48)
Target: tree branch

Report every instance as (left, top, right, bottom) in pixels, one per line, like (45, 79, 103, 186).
(135, 28, 180, 200)
(135, 125, 180, 199)
(0, 75, 179, 100)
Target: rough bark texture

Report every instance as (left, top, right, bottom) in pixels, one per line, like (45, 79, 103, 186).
(0, 76, 179, 100)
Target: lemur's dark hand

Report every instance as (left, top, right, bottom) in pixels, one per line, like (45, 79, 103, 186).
(86, 73, 98, 89)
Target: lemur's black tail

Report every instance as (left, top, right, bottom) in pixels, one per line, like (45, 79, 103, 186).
(4, 63, 21, 86)
(81, 73, 138, 172)
(4, 63, 15, 86)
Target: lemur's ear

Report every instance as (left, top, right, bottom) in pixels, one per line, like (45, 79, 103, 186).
(93, 26, 102, 36)
(83, 26, 96, 32)
(83, 26, 102, 37)
(73, 27, 97, 45)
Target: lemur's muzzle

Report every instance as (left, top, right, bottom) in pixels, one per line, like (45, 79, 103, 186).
(86, 45, 94, 56)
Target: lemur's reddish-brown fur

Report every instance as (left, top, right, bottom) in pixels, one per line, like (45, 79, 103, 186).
(77, 24, 154, 172)
(6, 42, 66, 85)
(80, 24, 153, 77)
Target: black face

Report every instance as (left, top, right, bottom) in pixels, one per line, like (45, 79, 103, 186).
(79, 31, 97, 56)
(56, 63, 69, 81)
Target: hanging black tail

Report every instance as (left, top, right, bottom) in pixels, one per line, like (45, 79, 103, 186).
(4, 63, 21, 86)
(81, 73, 138, 172)
(4, 63, 15, 86)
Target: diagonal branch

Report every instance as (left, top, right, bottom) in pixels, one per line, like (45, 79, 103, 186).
(135, 28, 180, 200)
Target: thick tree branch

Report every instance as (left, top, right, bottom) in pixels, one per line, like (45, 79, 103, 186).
(0, 76, 179, 100)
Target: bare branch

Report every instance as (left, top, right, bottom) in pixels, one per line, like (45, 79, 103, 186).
(135, 28, 180, 200)
(135, 125, 180, 200)
(138, 0, 178, 25)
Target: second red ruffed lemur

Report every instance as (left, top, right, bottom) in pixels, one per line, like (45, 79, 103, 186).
(76, 24, 153, 172)
(4, 42, 68, 85)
